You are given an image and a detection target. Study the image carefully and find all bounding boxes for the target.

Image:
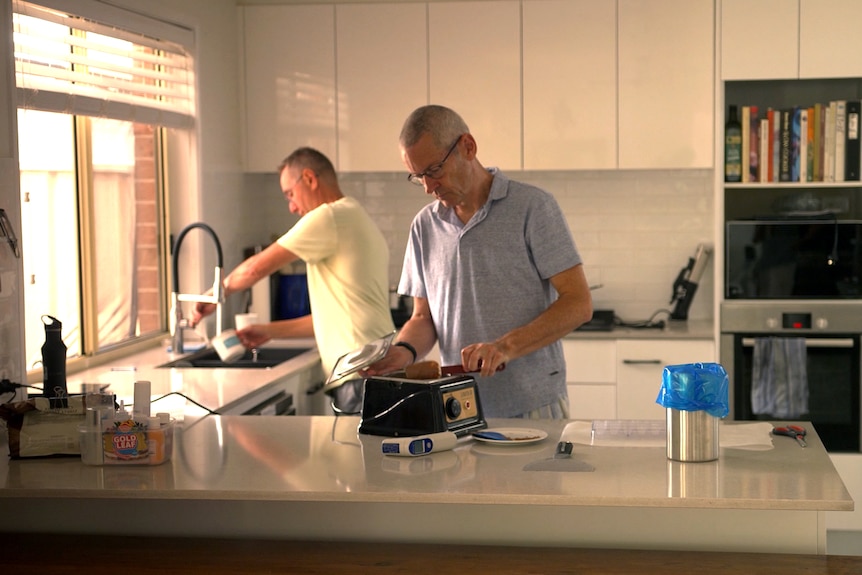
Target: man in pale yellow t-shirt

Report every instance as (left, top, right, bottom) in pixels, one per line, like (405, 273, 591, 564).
(192, 147, 394, 413)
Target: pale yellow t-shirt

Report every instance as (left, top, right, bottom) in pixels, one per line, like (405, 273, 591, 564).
(277, 197, 394, 379)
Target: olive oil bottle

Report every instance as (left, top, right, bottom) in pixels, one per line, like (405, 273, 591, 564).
(725, 105, 742, 182)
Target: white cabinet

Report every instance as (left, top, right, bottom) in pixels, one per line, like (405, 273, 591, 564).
(722, 0, 862, 80)
(240, 0, 713, 172)
(799, 0, 862, 78)
(335, 4, 427, 172)
(522, 0, 616, 170)
(618, 0, 714, 169)
(564, 337, 716, 421)
(720, 0, 798, 80)
(523, 0, 712, 170)
(563, 340, 616, 420)
(428, 1, 521, 170)
(616, 339, 716, 420)
(241, 5, 336, 172)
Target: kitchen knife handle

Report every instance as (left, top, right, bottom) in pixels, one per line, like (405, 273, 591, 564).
(441, 362, 506, 375)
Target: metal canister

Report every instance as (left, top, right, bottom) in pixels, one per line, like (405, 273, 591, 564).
(666, 408, 719, 462)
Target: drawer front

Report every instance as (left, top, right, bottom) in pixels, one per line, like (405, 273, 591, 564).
(616, 340, 715, 420)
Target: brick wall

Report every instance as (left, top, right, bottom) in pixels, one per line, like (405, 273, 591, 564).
(133, 124, 161, 334)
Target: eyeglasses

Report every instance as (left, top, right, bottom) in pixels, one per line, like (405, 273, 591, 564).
(407, 135, 462, 186)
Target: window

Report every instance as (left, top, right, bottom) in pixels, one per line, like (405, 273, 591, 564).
(12, 1, 195, 373)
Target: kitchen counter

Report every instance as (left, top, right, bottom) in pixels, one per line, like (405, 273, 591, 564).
(0, 416, 852, 553)
(566, 318, 714, 340)
(63, 338, 323, 417)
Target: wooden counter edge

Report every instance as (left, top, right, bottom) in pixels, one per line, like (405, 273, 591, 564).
(1, 534, 860, 574)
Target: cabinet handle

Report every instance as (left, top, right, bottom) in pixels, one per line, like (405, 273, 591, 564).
(622, 359, 662, 365)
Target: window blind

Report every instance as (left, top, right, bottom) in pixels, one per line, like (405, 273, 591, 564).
(12, 0, 195, 128)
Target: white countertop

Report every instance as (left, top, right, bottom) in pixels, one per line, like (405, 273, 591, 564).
(566, 319, 714, 340)
(0, 416, 852, 552)
(63, 338, 321, 417)
(1, 416, 849, 511)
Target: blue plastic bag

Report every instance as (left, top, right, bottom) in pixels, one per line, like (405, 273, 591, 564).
(655, 362, 729, 418)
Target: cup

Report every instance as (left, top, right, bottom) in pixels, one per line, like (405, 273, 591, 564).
(235, 312, 258, 331)
(212, 329, 245, 363)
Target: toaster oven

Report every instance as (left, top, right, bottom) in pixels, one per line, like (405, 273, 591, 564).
(358, 374, 487, 437)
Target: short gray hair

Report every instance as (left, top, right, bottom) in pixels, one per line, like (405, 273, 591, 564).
(399, 105, 470, 150)
(277, 147, 337, 181)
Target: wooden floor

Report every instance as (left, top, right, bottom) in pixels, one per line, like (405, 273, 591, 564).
(2, 534, 861, 574)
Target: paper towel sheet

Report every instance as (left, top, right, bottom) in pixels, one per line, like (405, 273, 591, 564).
(560, 421, 774, 450)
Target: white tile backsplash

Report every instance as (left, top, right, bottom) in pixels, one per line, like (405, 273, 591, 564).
(246, 168, 715, 323)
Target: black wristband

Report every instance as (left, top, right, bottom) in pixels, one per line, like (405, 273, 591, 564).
(394, 341, 417, 364)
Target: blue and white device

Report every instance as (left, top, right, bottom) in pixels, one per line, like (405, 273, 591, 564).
(381, 431, 458, 457)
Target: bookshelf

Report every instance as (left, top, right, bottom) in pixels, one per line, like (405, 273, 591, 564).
(723, 79, 862, 221)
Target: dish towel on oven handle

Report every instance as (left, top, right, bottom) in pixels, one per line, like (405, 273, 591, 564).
(751, 337, 809, 418)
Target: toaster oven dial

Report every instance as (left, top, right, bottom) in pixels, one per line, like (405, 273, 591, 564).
(445, 397, 462, 419)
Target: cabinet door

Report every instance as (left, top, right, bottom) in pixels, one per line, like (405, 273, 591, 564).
(618, 0, 714, 169)
(336, 4, 427, 172)
(721, 0, 799, 80)
(241, 5, 336, 172)
(616, 339, 715, 420)
(522, 0, 616, 170)
(799, 0, 862, 78)
(563, 340, 616, 383)
(563, 340, 616, 420)
(428, 1, 521, 170)
(568, 384, 617, 421)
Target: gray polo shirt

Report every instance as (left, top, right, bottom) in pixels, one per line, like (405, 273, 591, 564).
(398, 169, 582, 417)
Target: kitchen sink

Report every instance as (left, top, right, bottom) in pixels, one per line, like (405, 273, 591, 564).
(158, 347, 310, 369)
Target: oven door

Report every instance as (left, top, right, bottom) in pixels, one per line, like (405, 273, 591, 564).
(723, 333, 861, 452)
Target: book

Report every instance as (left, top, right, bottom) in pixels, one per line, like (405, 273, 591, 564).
(846, 100, 861, 181)
(813, 103, 823, 181)
(741, 106, 751, 182)
(834, 100, 846, 182)
(759, 118, 770, 183)
(799, 107, 808, 183)
(791, 107, 801, 182)
(806, 106, 815, 181)
(749, 105, 759, 181)
(779, 108, 792, 182)
(770, 107, 780, 182)
(824, 102, 836, 182)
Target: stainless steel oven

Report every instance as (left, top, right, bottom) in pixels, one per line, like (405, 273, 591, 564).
(720, 301, 862, 452)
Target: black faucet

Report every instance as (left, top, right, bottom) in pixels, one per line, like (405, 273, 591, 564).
(170, 222, 225, 354)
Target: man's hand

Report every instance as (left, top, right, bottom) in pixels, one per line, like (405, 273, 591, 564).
(461, 342, 509, 377)
(361, 345, 414, 377)
(190, 302, 217, 328)
(237, 324, 272, 349)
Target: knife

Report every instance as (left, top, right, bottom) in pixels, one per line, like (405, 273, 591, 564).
(388, 360, 506, 379)
(440, 363, 506, 376)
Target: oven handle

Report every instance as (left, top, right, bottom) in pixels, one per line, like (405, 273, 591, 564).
(740, 337, 856, 348)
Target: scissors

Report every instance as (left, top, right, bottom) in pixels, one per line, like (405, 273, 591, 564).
(772, 425, 807, 448)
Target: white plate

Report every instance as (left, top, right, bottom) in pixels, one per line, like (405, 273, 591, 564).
(472, 428, 548, 445)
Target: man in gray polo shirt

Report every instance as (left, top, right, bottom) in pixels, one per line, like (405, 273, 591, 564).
(366, 105, 593, 419)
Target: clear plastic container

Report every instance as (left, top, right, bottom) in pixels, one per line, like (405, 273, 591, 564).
(79, 417, 174, 466)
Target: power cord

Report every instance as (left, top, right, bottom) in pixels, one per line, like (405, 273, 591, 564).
(0, 379, 42, 395)
(614, 309, 670, 330)
(151, 391, 220, 415)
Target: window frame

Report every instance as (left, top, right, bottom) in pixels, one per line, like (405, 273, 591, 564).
(12, 0, 193, 381)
